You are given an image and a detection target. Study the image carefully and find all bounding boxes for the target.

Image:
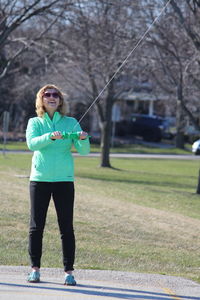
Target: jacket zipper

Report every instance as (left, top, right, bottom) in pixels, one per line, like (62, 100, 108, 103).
(52, 122, 56, 180)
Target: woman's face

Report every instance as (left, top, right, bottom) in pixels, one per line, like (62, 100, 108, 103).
(42, 88, 61, 113)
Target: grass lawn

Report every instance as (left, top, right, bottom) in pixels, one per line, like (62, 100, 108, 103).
(0, 140, 192, 154)
(0, 153, 200, 283)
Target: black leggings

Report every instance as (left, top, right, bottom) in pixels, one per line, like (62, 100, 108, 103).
(29, 181, 75, 272)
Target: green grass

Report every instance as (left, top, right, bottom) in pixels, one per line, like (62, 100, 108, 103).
(0, 153, 200, 283)
(0, 140, 192, 154)
(0, 141, 28, 151)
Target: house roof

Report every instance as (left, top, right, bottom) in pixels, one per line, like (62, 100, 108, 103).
(118, 91, 158, 101)
(117, 90, 170, 102)
(115, 77, 169, 102)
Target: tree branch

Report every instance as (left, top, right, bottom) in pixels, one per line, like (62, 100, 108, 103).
(170, 0, 200, 51)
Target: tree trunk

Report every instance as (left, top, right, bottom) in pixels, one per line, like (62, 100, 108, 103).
(196, 169, 200, 194)
(175, 130, 185, 149)
(175, 83, 185, 149)
(100, 121, 112, 167)
(99, 90, 114, 167)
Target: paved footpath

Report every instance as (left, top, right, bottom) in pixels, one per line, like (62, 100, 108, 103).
(0, 266, 200, 300)
(2, 150, 200, 160)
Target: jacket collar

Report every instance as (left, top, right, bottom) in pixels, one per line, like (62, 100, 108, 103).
(44, 111, 62, 124)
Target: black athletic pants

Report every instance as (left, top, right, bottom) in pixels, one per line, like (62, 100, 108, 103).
(29, 181, 75, 272)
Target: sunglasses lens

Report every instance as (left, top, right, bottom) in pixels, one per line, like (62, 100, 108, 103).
(52, 93, 59, 98)
(44, 93, 51, 97)
(44, 92, 59, 98)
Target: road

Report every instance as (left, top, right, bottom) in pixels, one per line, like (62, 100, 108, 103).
(78, 153, 200, 160)
(0, 266, 200, 300)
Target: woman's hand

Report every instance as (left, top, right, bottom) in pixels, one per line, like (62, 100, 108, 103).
(51, 131, 63, 140)
(79, 131, 88, 140)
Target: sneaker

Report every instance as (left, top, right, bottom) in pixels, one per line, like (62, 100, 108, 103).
(64, 274, 76, 286)
(27, 271, 40, 283)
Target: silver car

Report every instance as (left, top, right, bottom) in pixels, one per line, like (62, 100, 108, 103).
(192, 139, 200, 155)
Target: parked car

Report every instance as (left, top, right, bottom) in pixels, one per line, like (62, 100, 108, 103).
(192, 139, 200, 155)
(115, 114, 174, 142)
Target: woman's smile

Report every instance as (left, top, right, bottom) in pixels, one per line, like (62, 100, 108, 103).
(42, 89, 60, 114)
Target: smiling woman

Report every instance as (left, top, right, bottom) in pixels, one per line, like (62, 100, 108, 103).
(25, 84, 90, 285)
(42, 89, 61, 118)
(35, 84, 67, 118)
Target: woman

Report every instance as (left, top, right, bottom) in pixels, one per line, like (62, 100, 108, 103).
(26, 84, 90, 285)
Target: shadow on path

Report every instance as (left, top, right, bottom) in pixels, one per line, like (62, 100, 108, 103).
(0, 281, 199, 300)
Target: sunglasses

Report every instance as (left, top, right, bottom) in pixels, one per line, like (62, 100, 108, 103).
(43, 92, 60, 98)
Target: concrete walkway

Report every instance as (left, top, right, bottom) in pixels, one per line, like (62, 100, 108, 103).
(0, 266, 200, 300)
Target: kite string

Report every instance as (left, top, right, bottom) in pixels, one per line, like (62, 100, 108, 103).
(75, 0, 172, 129)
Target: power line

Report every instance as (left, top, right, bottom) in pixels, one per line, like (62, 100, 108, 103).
(75, 0, 172, 128)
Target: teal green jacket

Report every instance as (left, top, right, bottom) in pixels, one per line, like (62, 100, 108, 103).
(26, 112, 90, 182)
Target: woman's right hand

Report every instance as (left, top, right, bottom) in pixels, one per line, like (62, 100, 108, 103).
(51, 131, 63, 140)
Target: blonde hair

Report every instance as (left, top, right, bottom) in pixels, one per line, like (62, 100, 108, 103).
(35, 84, 67, 117)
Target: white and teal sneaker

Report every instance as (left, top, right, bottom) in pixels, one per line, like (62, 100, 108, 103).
(27, 271, 40, 283)
(64, 274, 76, 286)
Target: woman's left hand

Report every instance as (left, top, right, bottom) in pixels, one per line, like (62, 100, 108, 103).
(79, 131, 88, 140)
(51, 131, 63, 140)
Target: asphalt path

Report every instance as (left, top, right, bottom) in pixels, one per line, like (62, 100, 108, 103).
(78, 153, 200, 160)
(0, 266, 200, 300)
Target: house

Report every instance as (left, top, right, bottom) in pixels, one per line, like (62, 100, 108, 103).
(113, 78, 168, 121)
(68, 78, 169, 135)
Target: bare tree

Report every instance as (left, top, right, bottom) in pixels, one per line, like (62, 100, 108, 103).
(0, 0, 75, 132)
(43, 0, 142, 167)
(140, 1, 200, 148)
(167, 0, 200, 193)
(0, 0, 74, 80)
(169, 0, 200, 51)
(143, 0, 200, 193)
